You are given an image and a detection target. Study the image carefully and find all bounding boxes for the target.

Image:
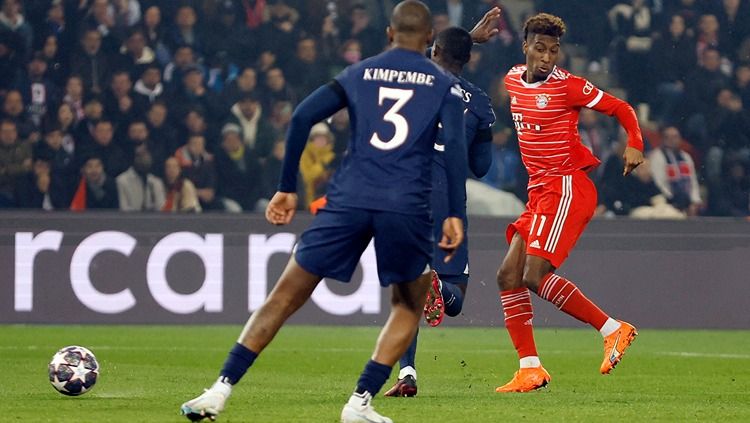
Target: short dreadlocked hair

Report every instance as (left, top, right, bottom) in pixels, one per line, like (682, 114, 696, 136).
(523, 13, 566, 41)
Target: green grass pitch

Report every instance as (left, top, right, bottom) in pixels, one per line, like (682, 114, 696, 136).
(3, 325, 749, 422)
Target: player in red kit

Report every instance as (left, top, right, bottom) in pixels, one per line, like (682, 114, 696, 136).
(494, 13, 645, 393)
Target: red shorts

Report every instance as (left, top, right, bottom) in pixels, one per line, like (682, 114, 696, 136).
(506, 170, 597, 268)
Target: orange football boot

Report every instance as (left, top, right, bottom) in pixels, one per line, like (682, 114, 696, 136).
(600, 320, 638, 374)
(495, 366, 551, 393)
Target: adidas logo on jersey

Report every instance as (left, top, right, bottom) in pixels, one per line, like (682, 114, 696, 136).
(511, 96, 517, 105)
(529, 240, 541, 249)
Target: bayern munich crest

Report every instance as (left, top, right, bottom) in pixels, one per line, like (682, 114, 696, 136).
(535, 94, 551, 109)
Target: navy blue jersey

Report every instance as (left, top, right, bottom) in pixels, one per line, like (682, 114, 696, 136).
(431, 76, 495, 275)
(327, 48, 464, 215)
(433, 76, 495, 172)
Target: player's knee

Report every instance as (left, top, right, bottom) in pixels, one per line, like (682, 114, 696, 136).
(521, 273, 541, 293)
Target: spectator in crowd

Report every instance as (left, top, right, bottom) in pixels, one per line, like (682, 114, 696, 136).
(716, 0, 750, 62)
(261, 67, 296, 111)
(116, 145, 165, 211)
(146, 100, 177, 158)
(705, 88, 750, 186)
(709, 155, 750, 216)
(226, 92, 275, 158)
(140, 5, 169, 65)
(651, 13, 697, 124)
(53, 102, 77, 154)
(175, 134, 217, 210)
(163, 44, 200, 90)
(123, 119, 165, 175)
(215, 123, 263, 212)
(35, 123, 76, 202)
(69, 28, 110, 95)
(340, 3, 384, 59)
(221, 66, 258, 110)
(162, 155, 201, 213)
(103, 70, 144, 128)
(268, 99, 293, 135)
(133, 62, 164, 104)
(684, 47, 731, 149)
(69, 155, 119, 210)
(167, 5, 202, 55)
(14, 147, 68, 209)
(72, 96, 104, 147)
(0, 0, 32, 60)
(2, 88, 36, 140)
(39, 34, 67, 87)
(173, 65, 220, 121)
(16, 51, 59, 128)
(205, 2, 258, 68)
(0, 31, 23, 94)
(286, 36, 329, 99)
(299, 122, 335, 208)
(696, 14, 723, 61)
(0, 118, 29, 206)
(115, 27, 155, 77)
(648, 126, 702, 216)
(62, 75, 85, 124)
(609, 0, 655, 104)
(259, 1, 300, 67)
(78, 119, 128, 178)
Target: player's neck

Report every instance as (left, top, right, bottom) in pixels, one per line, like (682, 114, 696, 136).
(391, 34, 427, 54)
(523, 70, 545, 84)
(435, 59, 461, 76)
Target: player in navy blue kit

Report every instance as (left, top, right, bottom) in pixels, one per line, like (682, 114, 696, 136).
(383, 27, 497, 398)
(180, 2, 467, 422)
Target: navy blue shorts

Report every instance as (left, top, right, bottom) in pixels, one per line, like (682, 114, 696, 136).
(431, 185, 469, 284)
(295, 206, 433, 287)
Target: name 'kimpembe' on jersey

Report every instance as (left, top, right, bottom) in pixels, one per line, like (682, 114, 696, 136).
(329, 48, 462, 215)
(504, 64, 606, 188)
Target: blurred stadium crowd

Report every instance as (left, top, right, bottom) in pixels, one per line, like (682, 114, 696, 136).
(0, 0, 747, 217)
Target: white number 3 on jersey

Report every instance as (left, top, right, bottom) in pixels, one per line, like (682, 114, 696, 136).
(370, 87, 414, 150)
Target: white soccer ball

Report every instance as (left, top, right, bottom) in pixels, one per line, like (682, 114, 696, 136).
(48, 346, 100, 396)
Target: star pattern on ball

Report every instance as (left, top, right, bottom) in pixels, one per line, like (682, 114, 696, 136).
(70, 360, 90, 383)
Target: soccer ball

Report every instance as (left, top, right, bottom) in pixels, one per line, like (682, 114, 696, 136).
(48, 346, 99, 396)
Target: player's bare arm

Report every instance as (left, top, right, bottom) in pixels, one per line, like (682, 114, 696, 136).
(469, 6, 501, 43)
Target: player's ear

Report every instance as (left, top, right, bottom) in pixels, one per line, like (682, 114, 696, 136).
(522, 39, 528, 55)
(386, 26, 394, 44)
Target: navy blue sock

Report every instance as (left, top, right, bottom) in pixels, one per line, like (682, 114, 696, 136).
(355, 360, 392, 395)
(399, 328, 418, 370)
(219, 343, 258, 385)
(441, 282, 465, 317)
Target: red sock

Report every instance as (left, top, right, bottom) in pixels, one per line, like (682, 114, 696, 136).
(500, 288, 538, 359)
(537, 273, 609, 330)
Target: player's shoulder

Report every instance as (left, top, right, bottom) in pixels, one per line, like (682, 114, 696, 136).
(458, 76, 492, 110)
(553, 67, 592, 87)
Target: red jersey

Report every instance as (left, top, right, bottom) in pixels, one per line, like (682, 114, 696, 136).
(504, 65, 642, 189)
